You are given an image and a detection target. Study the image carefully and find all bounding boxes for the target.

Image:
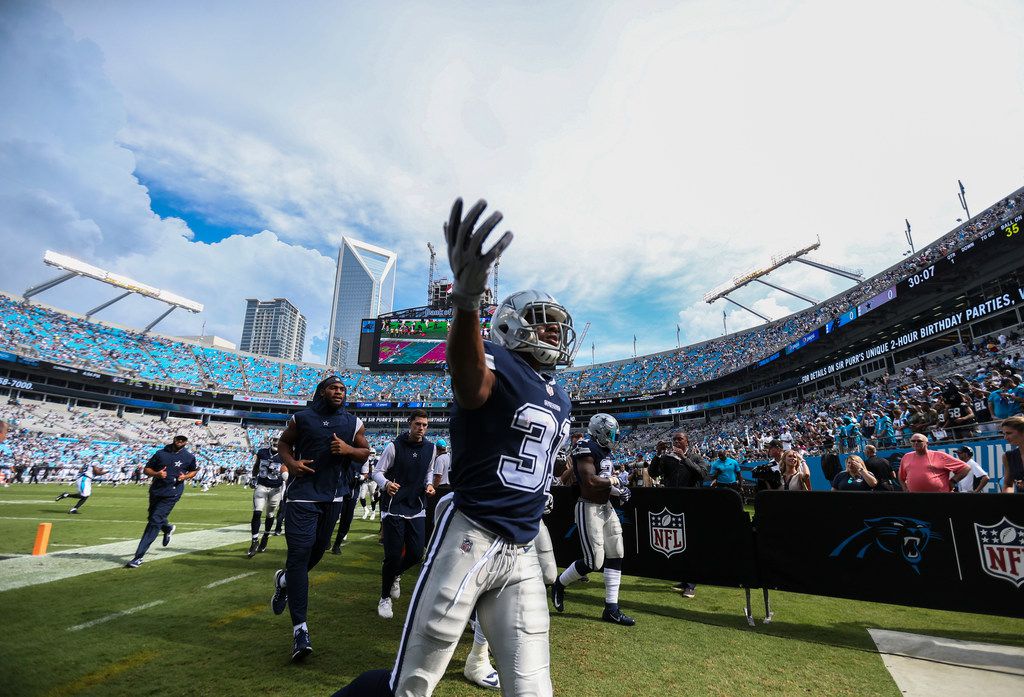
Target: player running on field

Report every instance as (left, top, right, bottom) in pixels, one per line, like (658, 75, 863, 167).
(248, 436, 287, 557)
(334, 197, 573, 696)
(551, 413, 635, 626)
(56, 461, 107, 514)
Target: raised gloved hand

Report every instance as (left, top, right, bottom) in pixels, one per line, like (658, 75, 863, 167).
(444, 198, 513, 311)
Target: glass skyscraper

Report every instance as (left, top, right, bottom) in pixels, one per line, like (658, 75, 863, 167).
(326, 237, 397, 368)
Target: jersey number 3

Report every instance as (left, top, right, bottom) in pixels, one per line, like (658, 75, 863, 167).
(498, 404, 568, 492)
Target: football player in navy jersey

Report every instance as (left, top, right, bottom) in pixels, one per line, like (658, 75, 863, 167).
(551, 413, 635, 626)
(247, 437, 286, 557)
(271, 376, 371, 661)
(55, 461, 107, 514)
(334, 198, 573, 697)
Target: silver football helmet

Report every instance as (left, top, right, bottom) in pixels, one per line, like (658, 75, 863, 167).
(588, 413, 620, 450)
(490, 290, 575, 367)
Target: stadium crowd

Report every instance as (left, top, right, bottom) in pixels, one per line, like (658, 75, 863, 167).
(0, 191, 1019, 403)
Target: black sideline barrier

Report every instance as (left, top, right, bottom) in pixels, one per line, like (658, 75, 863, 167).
(427, 487, 1024, 620)
(755, 491, 1024, 618)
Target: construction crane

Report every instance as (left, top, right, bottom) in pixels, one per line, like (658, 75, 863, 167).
(569, 320, 591, 366)
(426, 242, 437, 306)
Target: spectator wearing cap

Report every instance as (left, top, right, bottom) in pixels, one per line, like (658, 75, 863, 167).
(431, 437, 451, 488)
(953, 446, 989, 493)
(898, 434, 970, 493)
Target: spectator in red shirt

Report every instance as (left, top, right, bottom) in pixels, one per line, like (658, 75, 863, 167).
(898, 433, 970, 492)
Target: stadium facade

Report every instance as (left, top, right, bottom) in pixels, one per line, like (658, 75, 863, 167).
(0, 187, 1021, 439)
(326, 237, 397, 369)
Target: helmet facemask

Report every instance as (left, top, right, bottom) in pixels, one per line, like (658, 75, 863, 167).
(491, 291, 576, 368)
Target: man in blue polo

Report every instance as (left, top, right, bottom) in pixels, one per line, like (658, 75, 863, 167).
(126, 435, 198, 568)
(270, 375, 371, 661)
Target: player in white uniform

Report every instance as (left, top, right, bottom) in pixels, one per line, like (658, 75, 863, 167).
(551, 413, 635, 626)
(360, 451, 380, 520)
(56, 462, 106, 514)
(334, 198, 573, 696)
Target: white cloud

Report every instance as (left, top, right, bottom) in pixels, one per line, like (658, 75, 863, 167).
(2, 0, 1023, 365)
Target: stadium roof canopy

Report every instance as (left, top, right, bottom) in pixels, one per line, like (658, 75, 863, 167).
(24, 250, 203, 331)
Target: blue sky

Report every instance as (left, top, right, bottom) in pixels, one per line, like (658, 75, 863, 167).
(1, 0, 1023, 364)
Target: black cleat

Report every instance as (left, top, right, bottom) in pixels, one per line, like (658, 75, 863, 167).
(602, 607, 636, 626)
(257, 533, 269, 553)
(162, 524, 175, 547)
(271, 569, 288, 615)
(125, 558, 143, 569)
(551, 580, 565, 613)
(330, 544, 341, 555)
(247, 538, 260, 558)
(55, 493, 68, 501)
(68, 508, 79, 514)
(291, 628, 313, 661)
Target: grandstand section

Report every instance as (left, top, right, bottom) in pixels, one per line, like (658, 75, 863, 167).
(0, 186, 1020, 471)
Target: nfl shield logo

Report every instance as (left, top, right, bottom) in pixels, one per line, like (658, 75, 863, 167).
(975, 517, 1024, 588)
(546, 384, 554, 396)
(649, 507, 686, 559)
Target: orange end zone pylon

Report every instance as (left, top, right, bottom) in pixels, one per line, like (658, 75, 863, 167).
(32, 522, 52, 556)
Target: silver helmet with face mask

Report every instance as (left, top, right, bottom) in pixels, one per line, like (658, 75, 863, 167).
(588, 413, 620, 450)
(489, 290, 575, 367)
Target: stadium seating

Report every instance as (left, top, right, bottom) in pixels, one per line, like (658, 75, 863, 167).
(0, 191, 1018, 402)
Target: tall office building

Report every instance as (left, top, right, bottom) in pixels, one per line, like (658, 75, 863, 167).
(239, 298, 307, 362)
(326, 237, 397, 368)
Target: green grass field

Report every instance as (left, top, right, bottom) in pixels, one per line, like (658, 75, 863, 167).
(2, 484, 1021, 696)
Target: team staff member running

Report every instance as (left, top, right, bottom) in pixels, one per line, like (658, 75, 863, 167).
(125, 435, 198, 568)
(271, 376, 371, 661)
(372, 410, 437, 619)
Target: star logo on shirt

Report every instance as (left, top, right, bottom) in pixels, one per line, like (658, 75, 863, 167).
(323, 420, 331, 427)
(174, 461, 182, 467)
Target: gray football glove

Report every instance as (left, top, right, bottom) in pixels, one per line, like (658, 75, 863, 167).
(444, 198, 513, 311)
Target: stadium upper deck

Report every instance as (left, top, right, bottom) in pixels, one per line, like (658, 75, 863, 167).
(0, 187, 1019, 403)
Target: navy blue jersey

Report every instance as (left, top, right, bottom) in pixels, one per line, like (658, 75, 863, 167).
(571, 438, 613, 482)
(255, 448, 285, 488)
(287, 407, 361, 503)
(146, 445, 198, 499)
(450, 341, 571, 544)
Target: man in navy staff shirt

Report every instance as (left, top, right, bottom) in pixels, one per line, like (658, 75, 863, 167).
(271, 375, 371, 661)
(126, 435, 198, 568)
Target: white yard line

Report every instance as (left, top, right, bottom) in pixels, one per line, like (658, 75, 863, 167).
(0, 523, 250, 593)
(67, 600, 166, 632)
(359, 534, 377, 540)
(204, 572, 255, 589)
(0, 516, 207, 526)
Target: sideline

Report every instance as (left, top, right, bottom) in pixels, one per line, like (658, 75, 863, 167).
(0, 524, 249, 592)
(869, 628, 1024, 696)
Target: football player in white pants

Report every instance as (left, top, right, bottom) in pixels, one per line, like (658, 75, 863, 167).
(359, 456, 380, 520)
(333, 199, 573, 697)
(56, 462, 106, 514)
(551, 413, 635, 626)
(249, 438, 287, 557)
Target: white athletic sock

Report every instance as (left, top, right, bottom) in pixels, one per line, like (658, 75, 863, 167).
(558, 563, 584, 587)
(472, 622, 488, 647)
(604, 568, 621, 605)
(293, 622, 307, 635)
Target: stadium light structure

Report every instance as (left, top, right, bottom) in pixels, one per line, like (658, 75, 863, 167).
(24, 251, 203, 332)
(702, 237, 864, 324)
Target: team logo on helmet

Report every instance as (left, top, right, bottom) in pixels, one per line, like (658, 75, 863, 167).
(649, 508, 686, 559)
(975, 517, 1024, 588)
